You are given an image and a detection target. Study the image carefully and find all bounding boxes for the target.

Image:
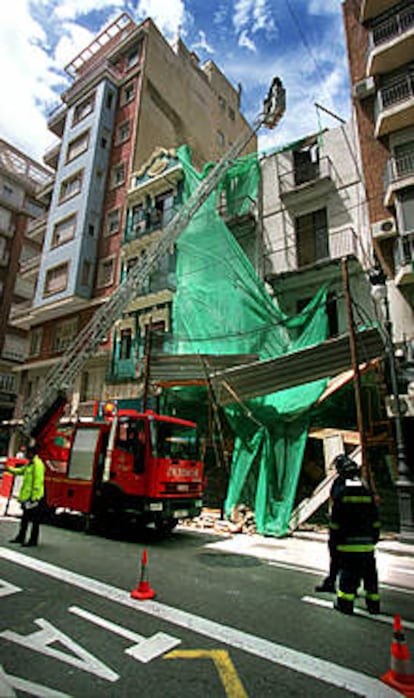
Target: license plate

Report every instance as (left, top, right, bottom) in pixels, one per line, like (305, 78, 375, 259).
(173, 509, 189, 518)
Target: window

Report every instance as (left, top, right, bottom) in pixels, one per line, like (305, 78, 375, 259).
(0, 206, 11, 231)
(106, 208, 121, 236)
(44, 262, 69, 295)
(154, 190, 174, 227)
(398, 186, 414, 234)
(52, 317, 78, 352)
(394, 141, 414, 178)
(295, 208, 329, 268)
(126, 43, 140, 69)
(97, 257, 114, 287)
(66, 130, 89, 162)
(111, 163, 125, 188)
(122, 82, 135, 105)
(228, 106, 235, 121)
(106, 92, 114, 110)
(117, 120, 130, 144)
(81, 260, 91, 286)
(293, 144, 319, 185)
(217, 130, 224, 147)
(218, 95, 226, 110)
(120, 328, 132, 359)
(52, 214, 76, 247)
(131, 204, 146, 235)
(29, 327, 42, 356)
(73, 93, 95, 125)
(59, 170, 82, 203)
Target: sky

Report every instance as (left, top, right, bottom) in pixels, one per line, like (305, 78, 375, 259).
(0, 0, 350, 165)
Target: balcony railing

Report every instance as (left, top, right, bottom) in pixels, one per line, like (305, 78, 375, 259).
(394, 231, 414, 272)
(124, 205, 179, 243)
(386, 150, 414, 186)
(19, 253, 41, 275)
(371, 5, 414, 46)
(378, 72, 414, 110)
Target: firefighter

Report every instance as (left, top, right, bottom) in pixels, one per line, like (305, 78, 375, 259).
(330, 454, 381, 615)
(7, 444, 46, 547)
(315, 454, 351, 593)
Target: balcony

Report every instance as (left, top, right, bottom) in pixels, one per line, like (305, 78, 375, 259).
(25, 213, 47, 242)
(124, 205, 178, 243)
(43, 140, 61, 170)
(394, 231, 414, 285)
(47, 103, 67, 137)
(384, 149, 414, 206)
(13, 276, 35, 300)
(19, 253, 41, 277)
(279, 156, 335, 207)
(367, 5, 414, 76)
(361, 0, 399, 23)
(375, 72, 414, 137)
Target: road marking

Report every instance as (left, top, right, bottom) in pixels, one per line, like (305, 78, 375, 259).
(69, 605, 181, 662)
(165, 649, 247, 698)
(302, 596, 414, 630)
(393, 566, 414, 576)
(0, 618, 118, 682)
(0, 579, 21, 598)
(0, 548, 399, 697)
(0, 665, 71, 698)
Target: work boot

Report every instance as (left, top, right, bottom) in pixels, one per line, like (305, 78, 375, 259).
(315, 578, 335, 593)
(334, 598, 354, 615)
(366, 599, 380, 615)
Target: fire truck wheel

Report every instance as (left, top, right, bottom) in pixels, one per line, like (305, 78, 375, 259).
(155, 517, 178, 534)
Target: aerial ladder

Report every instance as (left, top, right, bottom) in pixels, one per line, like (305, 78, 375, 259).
(21, 78, 286, 438)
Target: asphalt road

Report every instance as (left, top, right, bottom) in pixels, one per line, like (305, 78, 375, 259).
(0, 514, 412, 697)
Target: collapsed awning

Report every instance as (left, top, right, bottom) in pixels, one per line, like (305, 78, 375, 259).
(150, 327, 385, 405)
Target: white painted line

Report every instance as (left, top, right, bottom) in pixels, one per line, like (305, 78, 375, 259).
(302, 595, 414, 630)
(0, 579, 21, 598)
(69, 605, 181, 662)
(0, 665, 16, 698)
(392, 566, 414, 576)
(0, 548, 400, 697)
(0, 668, 71, 697)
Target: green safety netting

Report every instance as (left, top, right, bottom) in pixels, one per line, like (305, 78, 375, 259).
(170, 145, 329, 536)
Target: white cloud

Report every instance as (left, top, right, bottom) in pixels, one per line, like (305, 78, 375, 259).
(54, 0, 124, 20)
(308, 0, 341, 15)
(233, 0, 275, 34)
(192, 30, 215, 56)
(136, 0, 187, 39)
(0, 0, 60, 160)
(238, 30, 257, 53)
(54, 22, 95, 69)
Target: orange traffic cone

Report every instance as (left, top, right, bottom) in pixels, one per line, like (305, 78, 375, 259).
(130, 549, 156, 600)
(381, 615, 414, 697)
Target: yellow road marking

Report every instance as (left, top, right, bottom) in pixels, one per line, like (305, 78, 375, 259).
(164, 649, 248, 697)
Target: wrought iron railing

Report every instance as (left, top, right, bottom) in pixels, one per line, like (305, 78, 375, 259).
(371, 5, 414, 47)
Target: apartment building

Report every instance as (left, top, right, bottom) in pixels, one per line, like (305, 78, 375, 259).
(261, 121, 374, 334)
(0, 140, 50, 451)
(10, 13, 256, 417)
(342, 0, 414, 352)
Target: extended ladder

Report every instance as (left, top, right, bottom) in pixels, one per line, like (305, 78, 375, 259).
(21, 79, 286, 437)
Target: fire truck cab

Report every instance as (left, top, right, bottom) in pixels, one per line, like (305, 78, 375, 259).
(38, 401, 204, 533)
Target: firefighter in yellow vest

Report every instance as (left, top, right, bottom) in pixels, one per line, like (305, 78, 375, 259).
(330, 454, 381, 615)
(7, 445, 45, 547)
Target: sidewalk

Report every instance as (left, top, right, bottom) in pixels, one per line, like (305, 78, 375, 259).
(2, 496, 413, 560)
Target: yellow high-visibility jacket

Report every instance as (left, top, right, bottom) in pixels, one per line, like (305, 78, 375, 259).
(7, 455, 45, 502)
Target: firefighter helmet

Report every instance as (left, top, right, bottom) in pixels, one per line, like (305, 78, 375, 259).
(333, 453, 359, 476)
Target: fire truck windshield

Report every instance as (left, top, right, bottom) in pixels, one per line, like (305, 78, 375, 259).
(150, 421, 200, 460)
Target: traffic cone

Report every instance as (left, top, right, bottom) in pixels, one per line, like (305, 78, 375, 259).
(381, 614, 414, 697)
(130, 549, 156, 600)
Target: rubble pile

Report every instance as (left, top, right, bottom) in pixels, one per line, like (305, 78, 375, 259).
(180, 504, 257, 535)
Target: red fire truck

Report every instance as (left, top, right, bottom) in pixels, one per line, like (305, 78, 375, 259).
(27, 398, 204, 533)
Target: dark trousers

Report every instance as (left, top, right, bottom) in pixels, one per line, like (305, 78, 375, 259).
(337, 551, 379, 613)
(16, 500, 44, 545)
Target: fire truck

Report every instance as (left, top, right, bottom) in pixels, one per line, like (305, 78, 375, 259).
(5, 79, 285, 532)
(30, 398, 203, 532)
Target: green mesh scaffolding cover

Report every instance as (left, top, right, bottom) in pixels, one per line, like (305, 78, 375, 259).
(172, 145, 329, 536)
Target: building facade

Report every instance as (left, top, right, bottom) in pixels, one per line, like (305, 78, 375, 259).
(10, 12, 256, 419)
(0, 140, 50, 452)
(342, 0, 414, 351)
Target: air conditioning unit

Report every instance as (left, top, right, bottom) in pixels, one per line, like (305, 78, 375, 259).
(353, 76, 376, 100)
(386, 394, 414, 418)
(371, 217, 397, 240)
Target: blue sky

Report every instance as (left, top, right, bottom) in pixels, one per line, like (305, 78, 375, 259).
(0, 0, 349, 164)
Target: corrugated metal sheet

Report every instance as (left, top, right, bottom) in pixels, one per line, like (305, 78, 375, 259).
(149, 353, 259, 385)
(210, 328, 385, 405)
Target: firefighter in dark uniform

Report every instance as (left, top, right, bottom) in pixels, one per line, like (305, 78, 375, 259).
(330, 454, 381, 615)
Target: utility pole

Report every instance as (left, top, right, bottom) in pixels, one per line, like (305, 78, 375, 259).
(342, 257, 371, 488)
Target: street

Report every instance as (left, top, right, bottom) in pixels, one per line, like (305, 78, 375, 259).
(0, 512, 413, 697)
